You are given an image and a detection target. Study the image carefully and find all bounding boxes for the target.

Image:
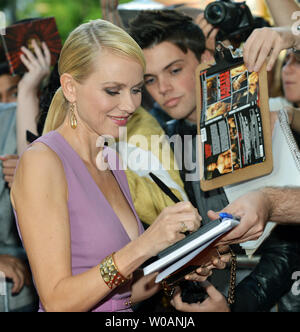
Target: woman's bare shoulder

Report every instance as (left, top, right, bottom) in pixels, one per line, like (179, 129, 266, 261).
(13, 142, 66, 193)
(20, 142, 63, 171)
(11, 141, 68, 209)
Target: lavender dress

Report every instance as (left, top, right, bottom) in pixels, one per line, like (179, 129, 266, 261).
(14, 131, 144, 312)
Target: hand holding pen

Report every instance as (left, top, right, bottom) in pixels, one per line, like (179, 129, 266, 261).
(149, 172, 234, 268)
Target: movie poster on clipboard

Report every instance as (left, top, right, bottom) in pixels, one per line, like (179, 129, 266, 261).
(196, 45, 273, 191)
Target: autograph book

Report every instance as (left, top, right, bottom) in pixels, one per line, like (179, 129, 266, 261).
(142, 216, 239, 283)
(196, 44, 273, 191)
(1, 17, 61, 75)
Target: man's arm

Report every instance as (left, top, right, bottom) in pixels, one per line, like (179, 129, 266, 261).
(266, 0, 299, 26)
(101, 0, 124, 29)
(209, 187, 300, 245)
(261, 187, 300, 224)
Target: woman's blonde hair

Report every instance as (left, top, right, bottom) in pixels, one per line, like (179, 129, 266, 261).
(43, 19, 145, 134)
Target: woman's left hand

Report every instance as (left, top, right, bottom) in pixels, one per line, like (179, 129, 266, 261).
(184, 245, 231, 282)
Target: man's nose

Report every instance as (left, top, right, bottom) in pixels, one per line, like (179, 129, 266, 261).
(158, 77, 172, 95)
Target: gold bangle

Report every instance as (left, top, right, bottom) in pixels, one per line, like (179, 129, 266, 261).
(99, 252, 130, 289)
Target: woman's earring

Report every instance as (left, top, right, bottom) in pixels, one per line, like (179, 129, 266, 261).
(70, 103, 77, 129)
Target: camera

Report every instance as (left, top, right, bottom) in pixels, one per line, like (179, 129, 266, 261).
(204, 0, 254, 43)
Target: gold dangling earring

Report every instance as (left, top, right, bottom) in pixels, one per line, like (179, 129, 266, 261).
(70, 103, 77, 129)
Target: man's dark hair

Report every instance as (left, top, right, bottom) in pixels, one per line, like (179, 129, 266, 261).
(128, 10, 206, 62)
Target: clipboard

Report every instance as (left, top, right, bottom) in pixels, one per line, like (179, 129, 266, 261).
(196, 43, 273, 191)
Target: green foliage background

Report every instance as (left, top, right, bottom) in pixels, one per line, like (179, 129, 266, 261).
(0, 0, 132, 42)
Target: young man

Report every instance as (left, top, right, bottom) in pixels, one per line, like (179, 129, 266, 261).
(128, 10, 229, 224)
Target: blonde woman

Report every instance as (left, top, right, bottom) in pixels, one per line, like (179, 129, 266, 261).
(10, 20, 202, 312)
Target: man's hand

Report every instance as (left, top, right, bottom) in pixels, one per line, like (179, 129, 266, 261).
(195, 13, 219, 53)
(243, 27, 298, 72)
(208, 190, 270, 245)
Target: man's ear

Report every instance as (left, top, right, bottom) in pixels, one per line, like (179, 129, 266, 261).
(201, 49, 215, 65)
(60, 73, 77, 103)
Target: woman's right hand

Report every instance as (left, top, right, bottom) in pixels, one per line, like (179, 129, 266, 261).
(141, 202, 201, 257)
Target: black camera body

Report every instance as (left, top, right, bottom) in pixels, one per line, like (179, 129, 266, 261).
(204, 0, 254, 42)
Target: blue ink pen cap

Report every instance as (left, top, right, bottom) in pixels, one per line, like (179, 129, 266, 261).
(219, 212, 234, 219)
(219, 212, 241, 221)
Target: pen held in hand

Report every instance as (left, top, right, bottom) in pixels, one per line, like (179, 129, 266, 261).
(149, 172, 181, 204)
(149, 172, 191, 235)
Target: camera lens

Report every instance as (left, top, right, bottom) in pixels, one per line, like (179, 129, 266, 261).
(204, 1, 254, 42)
(204, 3, 226, 25)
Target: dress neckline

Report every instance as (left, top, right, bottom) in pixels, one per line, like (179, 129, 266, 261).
(48, 131, 142, 241)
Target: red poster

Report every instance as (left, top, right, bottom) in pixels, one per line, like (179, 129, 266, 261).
(1, 17, 62, 75)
